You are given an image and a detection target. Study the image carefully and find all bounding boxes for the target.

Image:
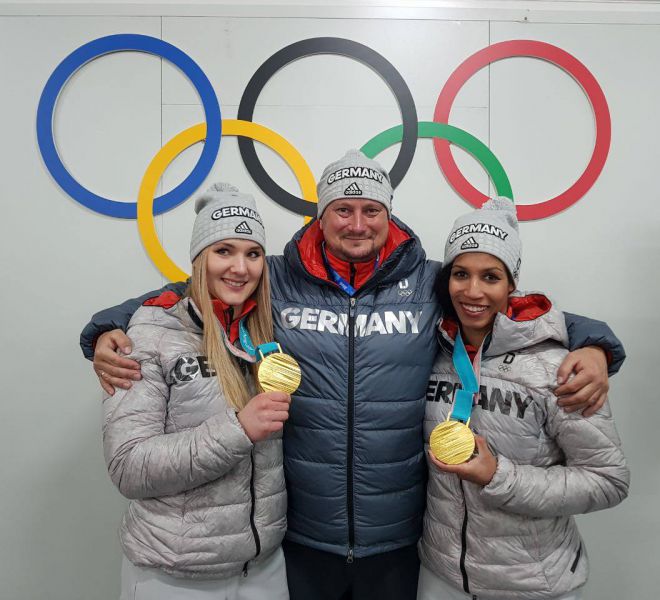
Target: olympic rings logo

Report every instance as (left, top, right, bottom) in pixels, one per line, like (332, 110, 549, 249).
(36, 34, 611, 281)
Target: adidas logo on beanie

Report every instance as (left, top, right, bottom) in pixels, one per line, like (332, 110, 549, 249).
(190, 182, 266, 261)
(444, 197, 522, 284)
(316, 149, 393, 217)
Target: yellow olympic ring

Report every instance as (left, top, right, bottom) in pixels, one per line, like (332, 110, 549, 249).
(137, 119, 318, 282)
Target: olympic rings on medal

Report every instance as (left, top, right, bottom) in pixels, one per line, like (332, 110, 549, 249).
(434, 40, 611, 220)
(361, 121, 513, 200)
(36, 34, 222, 219)
(237, 37, 418, 217)
(137, 120, 317, 282)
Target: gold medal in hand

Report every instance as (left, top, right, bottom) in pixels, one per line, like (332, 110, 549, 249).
(257, 342, 302, 394)
(430, 419, 475, 465)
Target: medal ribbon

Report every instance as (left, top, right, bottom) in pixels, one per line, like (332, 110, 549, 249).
(449, 332, 482, 424)
(321, 242, 380, 296)
(189, 300, 255, 363)
(239, 318, 280, 361)
(240, 315, 301, 394)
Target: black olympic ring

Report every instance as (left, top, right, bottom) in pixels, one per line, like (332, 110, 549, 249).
(237, 37, 418, 217)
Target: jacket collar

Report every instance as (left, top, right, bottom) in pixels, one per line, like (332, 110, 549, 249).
(284, 215, 423, 293)
(211, 297, 257, 344)
(185, 297, 258, 362)
(322, 245, 381, 292)
(437, 292, 568, 357)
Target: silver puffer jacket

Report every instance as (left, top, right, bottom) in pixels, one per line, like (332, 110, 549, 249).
(102, 294, 286, 579)
(419, 292, 629, 600)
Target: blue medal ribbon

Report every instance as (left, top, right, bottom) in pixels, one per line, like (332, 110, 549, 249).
(238, 318, 280, 361)
(450, 332, 480, 424)
(238, 318, 256, 356)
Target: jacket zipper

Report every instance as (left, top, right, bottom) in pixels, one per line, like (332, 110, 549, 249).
(346, 294, 356, 563)
(300, 235, 415, 563)
(243, 449, 262, 576)
(458, 480, 472, 596)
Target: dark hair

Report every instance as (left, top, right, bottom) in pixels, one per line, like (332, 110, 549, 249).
(434, 262, 458, 321)
(434, 258, 515, 321)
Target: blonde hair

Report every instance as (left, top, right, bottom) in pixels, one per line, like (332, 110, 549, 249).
(189, 247, 273, 411)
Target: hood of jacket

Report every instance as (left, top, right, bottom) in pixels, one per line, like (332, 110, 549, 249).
(133, 291, 201, 334)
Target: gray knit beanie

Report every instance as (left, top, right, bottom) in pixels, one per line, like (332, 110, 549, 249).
(316, 149, 393, 217)
(190, 182, 266, 261)
(444, 197, 522, 284)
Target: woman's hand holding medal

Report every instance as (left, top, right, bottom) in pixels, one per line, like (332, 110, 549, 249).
(235, 324, 301, 443)
(237, 391, 291, 443)
(428, 434, 497, 487)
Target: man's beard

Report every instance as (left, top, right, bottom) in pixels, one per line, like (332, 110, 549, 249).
(338, 238, 379, 263)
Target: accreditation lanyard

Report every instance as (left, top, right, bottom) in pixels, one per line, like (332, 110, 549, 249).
(449, 332, 483, 424)
(321, 242, 380, 297)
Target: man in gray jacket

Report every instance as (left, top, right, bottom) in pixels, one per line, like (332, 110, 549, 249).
(84, 150, 623, 600)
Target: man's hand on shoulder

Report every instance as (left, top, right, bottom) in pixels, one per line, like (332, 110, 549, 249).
(555, 346, 609, 417)
(93, 329, 141, 395)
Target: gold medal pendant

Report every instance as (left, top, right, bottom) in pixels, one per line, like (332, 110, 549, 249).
(429, 420, 475, 465)
(257, 344, 302, 394)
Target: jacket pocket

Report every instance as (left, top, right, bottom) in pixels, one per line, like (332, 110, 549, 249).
(570, 542, 582, 573)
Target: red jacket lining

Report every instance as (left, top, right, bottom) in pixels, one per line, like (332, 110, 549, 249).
(295, 220, 410, 291)
(143, 290, 257, 345)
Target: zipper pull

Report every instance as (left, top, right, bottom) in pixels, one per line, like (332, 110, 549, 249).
(346, 547, 354, 564)
(242, 562, 249, 577)
(349, 297, 356, 317)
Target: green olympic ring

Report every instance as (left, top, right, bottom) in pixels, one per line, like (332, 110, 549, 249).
(361, 121, 513, 201)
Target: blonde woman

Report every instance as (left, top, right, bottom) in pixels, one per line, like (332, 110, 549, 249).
(103, 183, 289, 600)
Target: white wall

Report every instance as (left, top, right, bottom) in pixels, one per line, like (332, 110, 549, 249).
(1, 2, 657, 598)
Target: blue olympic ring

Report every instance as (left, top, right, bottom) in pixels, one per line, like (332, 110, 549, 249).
(36, 34, 222, 219)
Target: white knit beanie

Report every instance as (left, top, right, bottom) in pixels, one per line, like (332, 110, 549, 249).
(190, 182, 266, 261)
(316, 149, 393, 217)
(444, 197, 522, 283)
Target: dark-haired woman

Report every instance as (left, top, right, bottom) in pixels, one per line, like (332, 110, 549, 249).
(417, 197, 629, 600)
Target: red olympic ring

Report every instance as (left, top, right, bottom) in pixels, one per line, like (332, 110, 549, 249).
(434, 40, 611, 221)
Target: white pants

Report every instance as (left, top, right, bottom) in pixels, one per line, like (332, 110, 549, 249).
(417, 564, 584, 600)
(119, 548, 289, 600)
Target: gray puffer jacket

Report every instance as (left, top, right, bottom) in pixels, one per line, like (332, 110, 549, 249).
(419, 292, 629, 600)
(102, 294, 286, 579)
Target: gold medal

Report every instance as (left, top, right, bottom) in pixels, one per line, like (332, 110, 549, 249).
(429, 419, 475, 465)
(257, 345, 302, 394)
